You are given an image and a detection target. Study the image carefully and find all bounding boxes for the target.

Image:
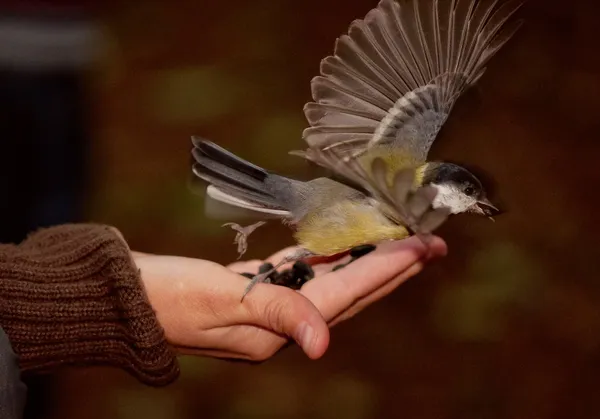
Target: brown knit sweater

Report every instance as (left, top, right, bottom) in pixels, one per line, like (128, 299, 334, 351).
(0, 224, 179, 386)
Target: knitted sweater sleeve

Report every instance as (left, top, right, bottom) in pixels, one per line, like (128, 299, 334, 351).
(0, 224, 179, 386)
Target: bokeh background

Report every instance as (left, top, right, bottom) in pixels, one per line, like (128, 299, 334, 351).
(2, 0, 600, 418)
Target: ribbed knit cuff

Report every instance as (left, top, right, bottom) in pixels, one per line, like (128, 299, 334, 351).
(0, 224, 179, 386)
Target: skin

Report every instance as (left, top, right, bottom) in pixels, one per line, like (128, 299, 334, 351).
(128, 235, 447, 362)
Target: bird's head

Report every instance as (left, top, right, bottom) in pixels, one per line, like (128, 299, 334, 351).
(423, 162, 500, 219)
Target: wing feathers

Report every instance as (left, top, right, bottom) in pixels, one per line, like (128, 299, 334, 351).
(302, 147, 450, 237)
(299, 0, 523, 165)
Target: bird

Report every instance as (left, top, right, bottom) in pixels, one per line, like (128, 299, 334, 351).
(191, 138, 450, 300)
(291, 0, 523, 217)
(190, 0, 523, 300)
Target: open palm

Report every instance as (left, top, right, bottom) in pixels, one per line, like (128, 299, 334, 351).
(134, 236, 447, 362)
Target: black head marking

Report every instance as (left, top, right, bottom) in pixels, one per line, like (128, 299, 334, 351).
(424, 162, 485, 199)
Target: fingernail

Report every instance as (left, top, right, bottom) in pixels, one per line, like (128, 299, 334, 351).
(296, 322, 316, 355)
(426, 241, 448, 260)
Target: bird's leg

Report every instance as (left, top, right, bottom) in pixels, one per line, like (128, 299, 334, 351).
(332, 244, 377, 271)
(241, 248, 314, 301)
(222, 221, 267, 259)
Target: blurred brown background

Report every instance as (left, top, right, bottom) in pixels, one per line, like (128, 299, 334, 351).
(3, 0, 600, 417)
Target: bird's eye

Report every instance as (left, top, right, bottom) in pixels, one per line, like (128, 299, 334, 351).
(464, 186, 475, 196)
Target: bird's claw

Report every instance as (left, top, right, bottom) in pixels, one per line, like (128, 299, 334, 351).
(222, 221, 266, 259)
(332, 244, 376, 271)
(241, 271, 272, 302)
(239, 249, 314, 300)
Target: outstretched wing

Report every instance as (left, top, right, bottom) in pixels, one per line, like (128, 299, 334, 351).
(307, 147, 451, 238)
(294, 0, 523, 165)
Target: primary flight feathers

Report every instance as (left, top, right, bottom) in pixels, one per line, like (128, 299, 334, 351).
(295, 0, 523, 164)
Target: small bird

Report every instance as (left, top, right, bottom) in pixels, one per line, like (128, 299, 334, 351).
(191, 138, 450, 300)
(292, 0, 523, 217)
(190, 0, 523, 299)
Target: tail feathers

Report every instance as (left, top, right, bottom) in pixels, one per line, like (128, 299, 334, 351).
(192, 151, 267, 196)
(191, 137, 289, 215)
(192, 161, 282, 210)
(206, 186, 290, 216)
(192, 137, 267, 180)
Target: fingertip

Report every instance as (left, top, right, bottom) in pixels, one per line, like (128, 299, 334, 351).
(349, 235, 446, 273)
(298, 320, 330, 359)
(426, 236, 448, 259)
(266, 246, 302, 265)
(291, 300, 330, 359)
(248, 285, 330, 359)
(391, 235, 448, 260)
(227, 259, 263, 273)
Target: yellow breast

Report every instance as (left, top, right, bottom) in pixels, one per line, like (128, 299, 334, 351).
(294, 200, 409, 256)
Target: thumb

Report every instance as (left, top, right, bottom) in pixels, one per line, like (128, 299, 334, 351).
(302, 235, 447, 323)
(242, 285, 330, 359)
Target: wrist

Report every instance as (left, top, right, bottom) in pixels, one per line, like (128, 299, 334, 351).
(0, 223, 180, 386)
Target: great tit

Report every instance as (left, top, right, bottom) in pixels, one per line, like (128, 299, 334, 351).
(192, 138, 450, 299)
(191, 0, 523, 299)
(292, 0, 523, 217)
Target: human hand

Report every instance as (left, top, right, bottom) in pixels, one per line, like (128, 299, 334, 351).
(133, 235, 446, 362)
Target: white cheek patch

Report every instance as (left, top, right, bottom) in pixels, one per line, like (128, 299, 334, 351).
(430, 183, 475, 214)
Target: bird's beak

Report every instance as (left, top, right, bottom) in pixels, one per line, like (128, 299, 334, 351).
(469, 197, 501, 221)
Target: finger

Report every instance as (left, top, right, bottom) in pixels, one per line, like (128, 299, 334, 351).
(190, 324, 289, 361)
(301, 236, 447, 322)
(240, 285, 330, 359)
(310, 255, 353, 276)
(311, 237, 443, 277)
(304, 253, 350, 266)
(263, 246, 302, 272)
(227, 247, 303, 275)
(174, 345, 250, 359)
(174, 329, 285, 361)
(265, 246, 300, 265)
(266, 246, 349, 272)
(228, 247, 317, 278)
(327, 261, 424, 327)
(228, 247, 309, 276)
(227, 259, 263, 273)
